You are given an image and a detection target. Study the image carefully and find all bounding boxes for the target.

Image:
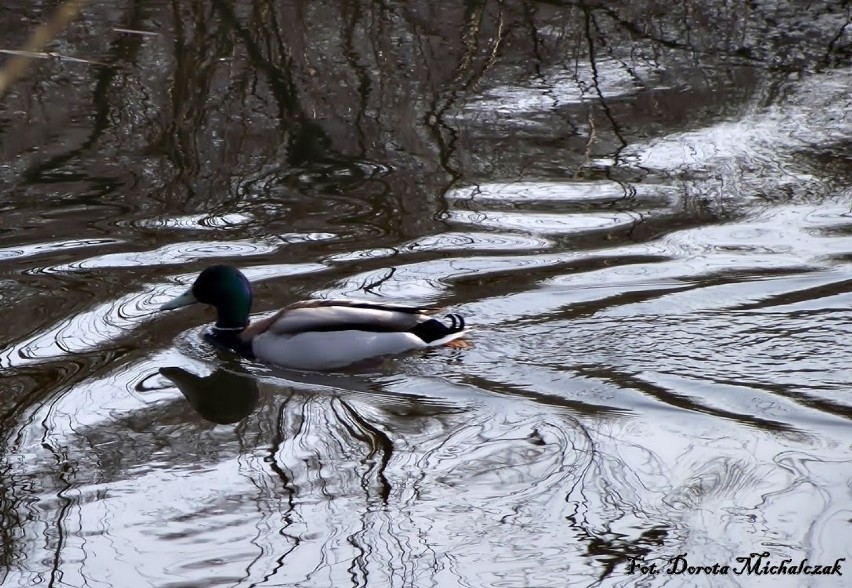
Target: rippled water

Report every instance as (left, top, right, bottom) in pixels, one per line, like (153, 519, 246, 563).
(1, 1, 851, 586)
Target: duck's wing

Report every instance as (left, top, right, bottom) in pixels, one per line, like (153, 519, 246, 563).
(242, 299, 441, 339)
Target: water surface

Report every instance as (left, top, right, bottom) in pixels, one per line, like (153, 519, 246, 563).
(1, 1, 851, 586)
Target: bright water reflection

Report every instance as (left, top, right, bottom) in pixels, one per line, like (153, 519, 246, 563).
(1, 1, 851, 587)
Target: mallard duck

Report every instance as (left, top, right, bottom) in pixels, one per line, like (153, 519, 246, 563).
(159, 265, 469, 371)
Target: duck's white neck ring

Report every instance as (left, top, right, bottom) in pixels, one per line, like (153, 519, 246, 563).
(212, 325, 245, 332)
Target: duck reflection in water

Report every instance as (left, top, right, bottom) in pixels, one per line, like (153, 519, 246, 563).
(159, 367, 259, 424)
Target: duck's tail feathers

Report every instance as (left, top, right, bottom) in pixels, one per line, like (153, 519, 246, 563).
(410, 313, 468, 346)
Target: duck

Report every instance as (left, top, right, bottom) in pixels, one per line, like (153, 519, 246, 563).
(159, 265, 469, 371)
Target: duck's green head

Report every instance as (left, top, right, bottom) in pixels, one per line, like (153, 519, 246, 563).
(160, 265, 253, 330)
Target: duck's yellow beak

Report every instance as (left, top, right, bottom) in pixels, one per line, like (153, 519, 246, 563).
(160, 288, 198, 311)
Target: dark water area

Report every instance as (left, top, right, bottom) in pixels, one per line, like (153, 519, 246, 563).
(1, 0, 851, 586)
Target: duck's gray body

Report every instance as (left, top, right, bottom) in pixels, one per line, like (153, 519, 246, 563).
(247, 300, 467, 370)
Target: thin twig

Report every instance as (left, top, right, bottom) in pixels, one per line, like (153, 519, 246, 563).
(0, 49, 106, 66)
(112, 27, 158, 37)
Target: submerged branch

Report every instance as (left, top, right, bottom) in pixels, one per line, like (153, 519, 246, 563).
(0, 0, 88, 99)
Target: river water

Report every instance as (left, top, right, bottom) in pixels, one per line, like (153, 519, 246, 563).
(1, 1, 850, 587)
